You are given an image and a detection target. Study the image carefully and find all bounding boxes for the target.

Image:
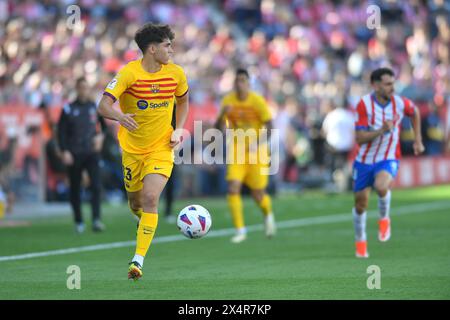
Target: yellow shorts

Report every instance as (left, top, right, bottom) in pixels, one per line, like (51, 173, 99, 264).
(226, 144, 270, 190)
(0, 201, 5, 220)
(226, 163, 269, 190)
(122, 149, 174, 192)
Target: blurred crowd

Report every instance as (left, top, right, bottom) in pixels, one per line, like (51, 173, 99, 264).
(1, 0, 450, 203)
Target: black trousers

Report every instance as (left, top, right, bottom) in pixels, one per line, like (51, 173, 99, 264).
(325, 143, 350, 174)
(67, 152, 101, 223)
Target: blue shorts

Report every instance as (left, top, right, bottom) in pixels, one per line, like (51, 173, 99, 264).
(352, 160, 399, 192)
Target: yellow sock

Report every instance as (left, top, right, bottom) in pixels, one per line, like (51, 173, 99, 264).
(135, 213, 158, 257)
(0, 201, 5, 220)
(227, 194, 244, 229)
(258, 194, 272, 216)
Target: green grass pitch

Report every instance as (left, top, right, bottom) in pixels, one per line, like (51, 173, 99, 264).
(0, 185, 449, 300)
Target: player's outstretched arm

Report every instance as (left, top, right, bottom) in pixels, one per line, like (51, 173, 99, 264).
(214, 105, 229, 131)
(355, 121, 393, 145)
(409, 106, 425, 155)
(174, 92, 189, 130)
(262, 120, 273, 141)
(98, 94, 138, 132)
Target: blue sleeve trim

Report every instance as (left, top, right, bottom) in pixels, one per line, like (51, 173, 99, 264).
(175, 89, 189, 98)
(103, 92, 117, 102)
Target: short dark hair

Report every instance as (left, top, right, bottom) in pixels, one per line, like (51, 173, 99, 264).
(134, 23, 175, 53)
(236, 68, 249, 78)
(76, 77, 87, 87)
(370, 67, 395, 83)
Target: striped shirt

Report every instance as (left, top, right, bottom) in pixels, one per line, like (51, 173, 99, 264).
(355, 93, 415, 164)
(103, 59, 188, 154)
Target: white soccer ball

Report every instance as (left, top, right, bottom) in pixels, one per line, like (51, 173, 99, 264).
(177, 204, 212, 239)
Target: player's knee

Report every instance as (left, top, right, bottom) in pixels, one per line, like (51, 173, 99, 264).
(374, 176, 391, 195)
(355, 197, 368, 213)
(141, 192, 159, 210)
(376, 188, 389, 197)
(251, 190, 264, 203)
(228, 183, 241, 195)
(129, 199, 141, 211)
(374, 183, 389, 197)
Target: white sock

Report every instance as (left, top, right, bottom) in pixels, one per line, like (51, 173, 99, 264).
(352, 208, 367, 241)
(378, 190, 391, 219)
(132, 254, 144, 267)
(237, 227, 247, 235)
(265, 213, 275, 223)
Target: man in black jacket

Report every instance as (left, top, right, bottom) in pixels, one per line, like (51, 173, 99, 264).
(58, 78, 107, 233)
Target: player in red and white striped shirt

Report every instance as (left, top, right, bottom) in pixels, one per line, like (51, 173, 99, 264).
(352, 68, 425, 258)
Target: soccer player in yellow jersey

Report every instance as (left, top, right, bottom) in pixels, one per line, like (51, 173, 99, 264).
(215, 68, 276, 243)
(98, 23, 189, 280)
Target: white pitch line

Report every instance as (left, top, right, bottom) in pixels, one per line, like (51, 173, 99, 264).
(0, 200, 449, 263)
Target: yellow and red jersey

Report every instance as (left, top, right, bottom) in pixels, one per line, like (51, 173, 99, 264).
(104, 59, 188, 154)
(220, 91, 272, 164)
(220, 91, 271, 131)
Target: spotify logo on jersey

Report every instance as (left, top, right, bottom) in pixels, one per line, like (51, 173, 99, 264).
(136, 100, 169, 110)
(137, 100, 149, 110)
